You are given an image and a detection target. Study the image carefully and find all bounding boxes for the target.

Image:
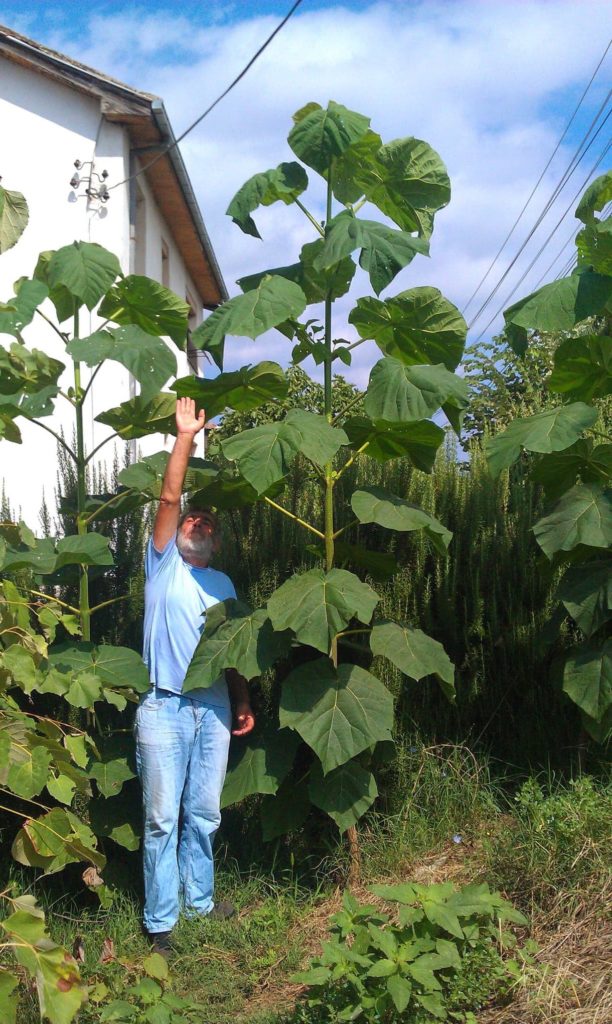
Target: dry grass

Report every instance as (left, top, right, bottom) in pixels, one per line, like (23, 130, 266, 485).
(480, 878, 612, 1024)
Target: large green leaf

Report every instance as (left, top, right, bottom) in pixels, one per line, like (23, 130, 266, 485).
(533, 483, 612, 558)
(486, 403, 598, 478)
(95, 392, 177, 439)
(117, 450, 218, 497)
(330, 132, 450, 234)
(344, 416, 444, 471)
(370, 621, 455, 701)
(12, 806, 104, 873)
(0, 969, 19, 1024)
(0, 532, 113, 575)
(365, 357, 469, 432)
(89, 756, 136, 798)
(184, 601, 291, 691)
(188, 471, 284, 510)
(288, 101, 370, 175)
(309, 760, 378, 832)
(66, 326, 176, 401)
(279, 660, 393, 773)
(330, 542, 398, 582)
(221, 725, 299, 808)
(0, 341, 64, 395)
(576, 220, 612, 276)
(49, 643, 149, 693)
(0, 185, 29, 253)
(531, 441, 612, 502)
(227, 162, 308, 238)
(194, 276, 306, 359)
(2, 908, 86, 1024)
(47, 242, 120, 311)
(172, 361, 288, 420)
(349, 288, 466, 370)
(504, 269, 612, 334)
(548, 335, 612, 402)
(261, 776, 311, 840)
(222, 409, 347, 494)
(98, 275, 190, 348)
(351, 487, 452, 555)
(33, 251, 75, 323)
(558, 557, 612, 638)
(238, 238, 356, 304)
(313, 211, 429, 295)
(89, 793, 141, 851)
(7, 744, 51, 799)
(563, 639, 611, 722)
(0, 279, 48, 337)
(267, 568, 378, 653)
(576, 171, 612, 223)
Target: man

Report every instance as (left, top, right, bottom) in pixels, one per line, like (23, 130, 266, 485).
(135, 397, 255, 956)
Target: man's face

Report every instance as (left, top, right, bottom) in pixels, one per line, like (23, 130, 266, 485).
(176, 509, 219, 564)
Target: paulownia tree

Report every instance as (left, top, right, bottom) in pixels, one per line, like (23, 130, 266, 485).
(486, 171, 612, 745)
(151, 101, 468, 868)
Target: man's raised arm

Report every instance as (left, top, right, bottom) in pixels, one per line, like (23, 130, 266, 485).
(153, 398, 205, 552)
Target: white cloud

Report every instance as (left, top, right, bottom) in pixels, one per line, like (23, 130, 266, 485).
(18, 0, 612, 383)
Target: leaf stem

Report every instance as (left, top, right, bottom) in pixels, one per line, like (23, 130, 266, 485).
(21, 416, 77, 462)
(81, 488, 140, 527)
(333, 520, 359, 541)
(80, 362, 105, 406)
(84, 431, 120, 466)
(263, 496, 325, 539)
(24, 589, 80, 615)
(294, 198, 325, 237)
(332, 391, 363, 425)
(35, 307, 69, 344)
(335, 440, 370, 481)
(89, 593, 131, 615)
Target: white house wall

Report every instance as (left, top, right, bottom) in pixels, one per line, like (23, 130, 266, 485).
(0, 56, 205, 524)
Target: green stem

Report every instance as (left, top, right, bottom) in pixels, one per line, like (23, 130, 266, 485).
(332, 391, 363, 426)
(84, 431, 120, 466)
(80, 361, 105, 405)
(23, 589, 80, 615)
(263, 496, 324, 539)
(322, 170, 336, 578)
(342, 337, 367, 354)
(295, 197, 325, 237)
(335, 440, 370, 481)
(73, 307, 91, 643)
(81, 488, 139, 527)
(333, 520, 359, 541)
(592, 429, 612, 443)
(36, 307, 69, 343)
(89, 593, 131, 616)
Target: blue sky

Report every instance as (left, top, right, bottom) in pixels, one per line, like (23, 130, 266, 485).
(1, 0, 610, 384)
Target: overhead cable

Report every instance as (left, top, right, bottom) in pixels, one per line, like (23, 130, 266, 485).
(462, 38, 611, 316)
(468, 98, 611, 331)
(472, 139, 612, 343)
(109, 0, 305, 193)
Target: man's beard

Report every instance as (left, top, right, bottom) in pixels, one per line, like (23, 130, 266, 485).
(176, 531, 214, 563)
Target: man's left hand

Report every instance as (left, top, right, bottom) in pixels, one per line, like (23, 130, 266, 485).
(232, 702, 255, 736)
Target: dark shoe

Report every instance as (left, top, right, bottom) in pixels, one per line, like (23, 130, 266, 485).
(208, 900, 236, 921)
(147, 930, 174, 957)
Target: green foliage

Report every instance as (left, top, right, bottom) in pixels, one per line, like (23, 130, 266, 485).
(0, 184, 29, 254)
(291, 883, 527, 1022)
(486, 172, 612, 741)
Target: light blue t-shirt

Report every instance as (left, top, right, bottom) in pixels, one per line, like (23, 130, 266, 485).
(142, 535, 236, 708)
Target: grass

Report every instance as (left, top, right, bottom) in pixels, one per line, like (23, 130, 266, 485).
(2, 749, 610, 1023)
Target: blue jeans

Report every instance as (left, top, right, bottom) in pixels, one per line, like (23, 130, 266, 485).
(135, 688, 232, 933)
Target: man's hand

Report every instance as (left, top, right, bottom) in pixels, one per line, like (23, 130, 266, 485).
(176, 396, 205, 436)
(232, 702, 255, 737)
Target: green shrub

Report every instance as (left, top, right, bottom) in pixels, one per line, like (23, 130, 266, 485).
(290, 882, 529, 1022)
(482, 774, 612, 910)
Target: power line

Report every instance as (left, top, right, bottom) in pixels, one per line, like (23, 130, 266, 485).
(468, 97, 611, 331)
(462, 38, 611, 316)
(109, 0, 305, 193)
(472, 139, 612, 343)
